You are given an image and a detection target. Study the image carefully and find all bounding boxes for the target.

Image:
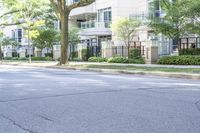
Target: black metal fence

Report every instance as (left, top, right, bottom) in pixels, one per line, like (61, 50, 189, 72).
(179, 37, 200, 49)
(112, 42, 145, 57)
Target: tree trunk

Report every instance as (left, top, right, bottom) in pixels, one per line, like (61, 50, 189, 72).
(51, 45, 54, 59)
(60, 12, 69, 65)
(127, 41, 130, 58)
(0, 44, 2, 60)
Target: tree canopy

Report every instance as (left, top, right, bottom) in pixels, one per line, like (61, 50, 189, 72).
(111, 18, 141, 50)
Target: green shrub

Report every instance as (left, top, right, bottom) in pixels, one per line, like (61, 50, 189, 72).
(88, 57, 107, 62)
(45, 53, 53, 57)
(179, 48, 200, 55)
(128, 58, 145, 64)
(108, 57, 128, 63)
(45, 56, 53, 61)
(31, 57, 52, 61)
(129, 48, 141, 59)
(3, 57, 12, 60)
(70, 51, 78, 59)
(71, 58, 82, 62)
(12, 57, 18, 60)
(18, 57, 27, 60)
(81, 49, 90, 61)
(157, 55, 200, 65)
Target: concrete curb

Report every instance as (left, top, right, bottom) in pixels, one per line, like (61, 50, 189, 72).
(1, 62, 200, 80)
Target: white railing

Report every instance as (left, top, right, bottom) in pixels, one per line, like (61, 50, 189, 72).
(79, 21, 111, 29)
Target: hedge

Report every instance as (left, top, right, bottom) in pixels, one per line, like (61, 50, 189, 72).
(3, 57, 13, 60)
(157, 55, 200, 65)
(129, 48, 141, 59)
(31, 57, 53, 61)
(3, 57, 53, 61)
(179, 48, 200, 55)
(108, 57, 129, 63)
(128, 58, 145, 64)
(88, 57, 107, 62)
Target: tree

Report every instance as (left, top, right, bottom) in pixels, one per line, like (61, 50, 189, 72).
(111, 18, 141, 56)
(149, 0, 190, 50)
(184, 0, 200, 35)
(49, 0, 95, 64)
(32, 29, 59, 56)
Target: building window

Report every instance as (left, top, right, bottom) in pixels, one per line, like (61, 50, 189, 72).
(148, 0, 161, 19)
(98, 7, 112, 28)
(18, 29, 22, 42)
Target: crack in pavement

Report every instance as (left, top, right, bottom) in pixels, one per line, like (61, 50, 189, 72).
(0, 87, 174, 103)
(0, 115, 37, 133)
(0, 86, 190, 104)
(36, 114, 54, 122)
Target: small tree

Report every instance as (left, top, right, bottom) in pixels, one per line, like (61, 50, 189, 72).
(32, 29, 59, 57)
(0, 36, 20, 58)
(111, 18, 141, 56)
(49, 0, 95, 64)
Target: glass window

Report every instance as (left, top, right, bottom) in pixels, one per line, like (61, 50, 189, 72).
(18, 29, 22, 42)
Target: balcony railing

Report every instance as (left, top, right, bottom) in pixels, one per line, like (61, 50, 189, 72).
(78, 21, 111, 29)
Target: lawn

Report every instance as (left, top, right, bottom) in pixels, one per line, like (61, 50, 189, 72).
(68, 64, 200, 74)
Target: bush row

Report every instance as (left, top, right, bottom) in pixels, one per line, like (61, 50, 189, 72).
(88, 57, 107, 62)
(88, 56, 145, 64)
(3, 57, 53, 61)
(157, 55, 200, 65)
(179, 48, 200, 55)
(87, 48, 145, 64)
(3, 57, 27, 60)
(32, 57, 53, 61)
(107, 57, 145, 64)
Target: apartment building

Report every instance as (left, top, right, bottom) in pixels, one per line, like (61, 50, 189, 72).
(67, 0, 172, 59)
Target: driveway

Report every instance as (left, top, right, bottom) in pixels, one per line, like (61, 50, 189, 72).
(0, 65, 200, 133)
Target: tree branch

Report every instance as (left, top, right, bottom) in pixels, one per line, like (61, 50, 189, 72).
(0, 10, 20, 19)
(0, 21, 25, 27)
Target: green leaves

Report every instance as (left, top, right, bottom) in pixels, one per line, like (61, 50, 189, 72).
(32, 29, 59, 50)
(0, 37, 19, 47)
(111, 18, 141, 47)
(150, 0, 200, 38)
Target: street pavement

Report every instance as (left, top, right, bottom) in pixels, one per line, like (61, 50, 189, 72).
(0, 65, 200, 133)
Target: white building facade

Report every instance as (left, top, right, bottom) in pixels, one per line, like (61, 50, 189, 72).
(67, 0, 173, 59)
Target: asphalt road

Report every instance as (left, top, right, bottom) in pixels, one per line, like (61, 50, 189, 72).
(0, 65, 200, 133)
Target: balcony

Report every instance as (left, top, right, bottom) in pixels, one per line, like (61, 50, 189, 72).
(69, 3, 96, 19)
(78, 21, 112, 36)
(79, 20, 111, 29)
